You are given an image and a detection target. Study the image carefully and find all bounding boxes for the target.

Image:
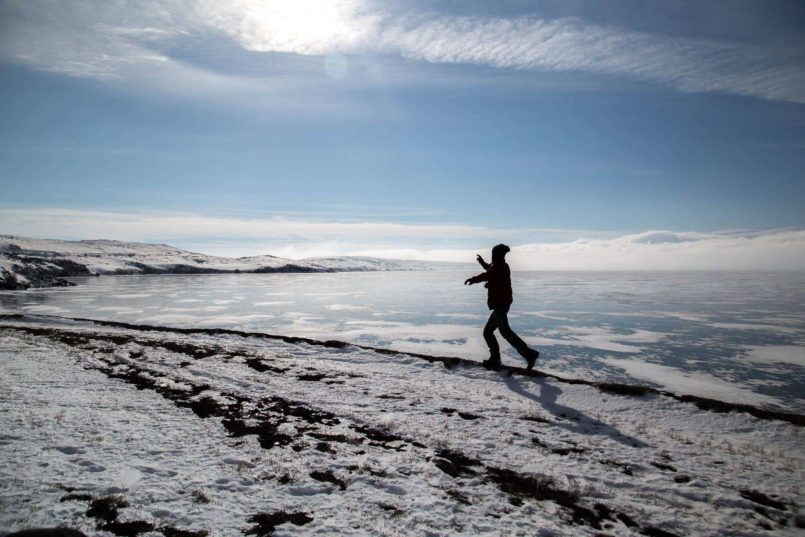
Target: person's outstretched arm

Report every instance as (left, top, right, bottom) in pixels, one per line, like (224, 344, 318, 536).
(476, 254, 490, 270)
(464, 270, 490, 286)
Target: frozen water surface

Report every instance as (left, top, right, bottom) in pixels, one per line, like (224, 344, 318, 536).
(1, 271, 804, 412)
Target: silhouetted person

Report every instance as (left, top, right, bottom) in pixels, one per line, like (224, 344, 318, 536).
(465, 244, 540, 370)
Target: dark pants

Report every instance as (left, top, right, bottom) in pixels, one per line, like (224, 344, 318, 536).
(483, 305, 533, 361)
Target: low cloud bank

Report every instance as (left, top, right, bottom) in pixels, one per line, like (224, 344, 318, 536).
(1, 208, 803, 270)
(514, 230, 805, 271)
(329, 230, 805, 271)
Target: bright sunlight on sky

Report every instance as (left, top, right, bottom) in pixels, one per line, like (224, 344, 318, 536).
(1, 1, 803, 268)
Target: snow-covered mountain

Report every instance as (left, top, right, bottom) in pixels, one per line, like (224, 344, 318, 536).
(0, 235, 468, 289)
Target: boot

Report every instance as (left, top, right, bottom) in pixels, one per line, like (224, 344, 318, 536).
(483, 355, 502, 370)
(525, 348, 539, 371)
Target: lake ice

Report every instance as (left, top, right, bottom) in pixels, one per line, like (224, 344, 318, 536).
(1, 270, 803, 412)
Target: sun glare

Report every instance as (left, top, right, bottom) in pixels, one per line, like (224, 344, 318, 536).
(236, 0, 371, 55)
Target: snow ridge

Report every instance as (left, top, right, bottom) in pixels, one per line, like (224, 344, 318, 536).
(0, 235, 468, 289)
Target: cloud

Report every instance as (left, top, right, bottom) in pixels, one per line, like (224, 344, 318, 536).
(1, 1, 803, 104)
(379, 16, 805, 104)
(510, 229, 805, 270)
(327, 229, 805, 271)
(0, 1, 391, 116)
(1, 207, 803, 270)
(220, 3, 804, 103)
(0, 207, 493, 242)
(620, 231, 707, 244)
(439, 230, 805, 270)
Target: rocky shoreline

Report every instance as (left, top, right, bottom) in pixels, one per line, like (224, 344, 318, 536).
(0, 253, 339, 291)
(0, 254, 92, 290)
(0, 235, 462, 291)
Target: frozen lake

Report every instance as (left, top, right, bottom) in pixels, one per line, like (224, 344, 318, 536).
(2, 270, 804, 412)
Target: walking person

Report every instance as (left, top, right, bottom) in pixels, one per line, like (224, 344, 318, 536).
(465, 244, 540, 370)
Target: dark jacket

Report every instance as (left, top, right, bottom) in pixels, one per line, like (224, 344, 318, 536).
(468, 262, 513, 309)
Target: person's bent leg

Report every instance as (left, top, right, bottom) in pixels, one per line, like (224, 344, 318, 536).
(494, 306, 535, 360)
(483, 311, 501, 363)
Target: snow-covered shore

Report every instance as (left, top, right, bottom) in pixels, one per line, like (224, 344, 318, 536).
(1, 315, 802, 536)
(0, 236, 466, 290)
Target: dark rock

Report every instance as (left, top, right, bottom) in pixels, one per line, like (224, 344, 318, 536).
(310, 469, 347, 490)
(5, 530, 87, 537)
(377, 502, 406, 516)
(314, 441, 335, 453)
(4, 255, 92, 289)
(349, 424, 405, 450)
(434, 449, 482, 478)
(551, 445, 586, 456)
(651, 462, 677, 472)
(641, 526, 681, 537)
(245, 511, 313, 536)
(189, 396, 225, 419)
(160, 526, 209, 537)
(521, 414, 551, 423)
(297, 373, 327, 381)
(100, 520, 154, 537)
(59, 493, 93, 502)
(86, 495, 128, 522)
(486, 467, 577, 505)
(308, 432, 363, 445)
(1, 270, 27, 290)
(740, 489, 788, 511)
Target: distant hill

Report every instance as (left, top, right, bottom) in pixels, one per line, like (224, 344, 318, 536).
(0, 235, 470, 290)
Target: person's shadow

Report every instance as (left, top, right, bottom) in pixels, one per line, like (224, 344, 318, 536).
(505, 376, 648, 448)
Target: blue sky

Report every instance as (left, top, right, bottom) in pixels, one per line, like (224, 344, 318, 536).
(1, 0, 804, 267)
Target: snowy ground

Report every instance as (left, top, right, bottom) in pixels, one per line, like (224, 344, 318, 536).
(1, 315, 803, 536)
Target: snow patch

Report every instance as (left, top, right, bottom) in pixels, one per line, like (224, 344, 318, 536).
(601, 357, 781, 407)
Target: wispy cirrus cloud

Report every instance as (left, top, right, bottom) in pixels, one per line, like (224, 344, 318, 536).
(1, 1, 803, 105)
(380, 16, 804, 103)
(1, 208, 803, 270)
(213, 2, 805, 103)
